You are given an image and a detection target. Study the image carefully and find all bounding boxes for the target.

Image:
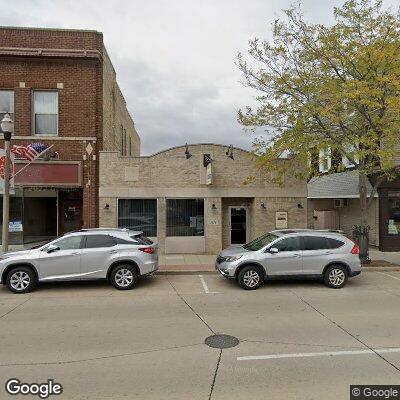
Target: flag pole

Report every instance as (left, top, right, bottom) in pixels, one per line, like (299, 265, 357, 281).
(12, 145, 54, 178)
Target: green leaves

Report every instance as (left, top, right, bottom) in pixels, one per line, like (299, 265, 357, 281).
(238, 0, 400, 181)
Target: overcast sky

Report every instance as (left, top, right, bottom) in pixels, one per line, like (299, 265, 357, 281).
(1, 0, 397, 155)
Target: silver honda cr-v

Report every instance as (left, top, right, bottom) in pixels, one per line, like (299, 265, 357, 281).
(216, 230, 361, 290)
(0, 228, 158, 293)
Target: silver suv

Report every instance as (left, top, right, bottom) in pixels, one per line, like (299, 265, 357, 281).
(0, 228, 158, 293)
(216, 230, 361, 290)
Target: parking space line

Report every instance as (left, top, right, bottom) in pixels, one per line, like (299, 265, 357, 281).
(237, 347, 400, 362)
(377, 272, 400, 282)
(199, 275, 219, 294)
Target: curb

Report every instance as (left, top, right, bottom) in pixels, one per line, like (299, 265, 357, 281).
(156, 270, 217, 275)
(156, 267, 400, 275)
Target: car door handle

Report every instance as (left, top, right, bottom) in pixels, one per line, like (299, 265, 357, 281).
(71, 252, 80, 256)
(293, 254, 301, 257)
(110, 250, 118, 254)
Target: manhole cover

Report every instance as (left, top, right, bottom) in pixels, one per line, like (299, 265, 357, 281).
(205, 334, 239, 349)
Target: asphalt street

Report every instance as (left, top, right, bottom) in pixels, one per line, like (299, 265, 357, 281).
(0, 271, 400, 399)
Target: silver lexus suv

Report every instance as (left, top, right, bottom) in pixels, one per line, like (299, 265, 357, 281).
(216, 230, 361, 290)
(0, 228, 158, 293)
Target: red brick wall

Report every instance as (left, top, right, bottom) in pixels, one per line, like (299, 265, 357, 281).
(0, 28, 105, 230)
(0, 27, 103, 51)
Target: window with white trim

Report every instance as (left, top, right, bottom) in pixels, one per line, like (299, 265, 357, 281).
(342, 144, 359, 168)
(33, 91, 58, 135)
(0, 90, 14, 134)
(318, 148, 331, 173)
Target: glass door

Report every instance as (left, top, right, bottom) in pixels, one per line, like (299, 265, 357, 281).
(230, 207, 247, 244)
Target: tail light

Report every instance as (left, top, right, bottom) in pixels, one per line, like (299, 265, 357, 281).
(139, 247, 155, 254)
(351, 244, 359, 255)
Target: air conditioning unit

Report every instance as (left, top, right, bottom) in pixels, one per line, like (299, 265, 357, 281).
(334, 199, 347, 208)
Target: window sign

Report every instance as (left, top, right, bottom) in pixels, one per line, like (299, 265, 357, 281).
(9, 221, 23, 232)
(190, 217, 197, 228)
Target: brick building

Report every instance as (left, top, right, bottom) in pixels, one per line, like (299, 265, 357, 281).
(0, 26, 139, 244)
(99, 144, 308, 254)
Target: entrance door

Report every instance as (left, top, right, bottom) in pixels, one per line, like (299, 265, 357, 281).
(59, 200, 82, 234)
(230, 207, 247, 244)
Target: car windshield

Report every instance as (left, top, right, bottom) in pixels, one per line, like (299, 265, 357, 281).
(242, 233, 278, 251)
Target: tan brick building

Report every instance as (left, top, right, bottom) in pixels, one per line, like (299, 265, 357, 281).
(99, 144, 308, 254)
(0, 26, 139, 244)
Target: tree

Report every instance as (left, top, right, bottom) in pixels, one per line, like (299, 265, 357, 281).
(237, 0, 400, 260)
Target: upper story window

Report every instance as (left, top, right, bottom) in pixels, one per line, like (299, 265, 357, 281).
(33, 91, 58, 135)
(318, 148, 331, 173)
(342, 144, 359, 168)
(0, 90, 14, 134)
(120, 126, 126, 156)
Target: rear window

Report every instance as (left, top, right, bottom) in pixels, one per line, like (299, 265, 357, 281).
(327, 238, 345, 249)
(302, 236, 330, 250)
(130, 235, 153, 245)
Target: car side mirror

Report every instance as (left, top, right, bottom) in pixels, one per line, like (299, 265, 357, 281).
(269, 247, 279, 254)
(46, 244, 60, 253)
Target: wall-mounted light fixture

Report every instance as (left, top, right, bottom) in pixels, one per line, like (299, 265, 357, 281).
(260, 202, 266, 209)
(297, 203, 304, 209)
(226, 144, 234, 160)
(184, 143, 192, 159)
(212, 203, 217, 210)
(104, 203, 110, 210)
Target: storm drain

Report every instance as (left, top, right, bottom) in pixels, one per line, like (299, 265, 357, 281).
(205, 334, 239, 349)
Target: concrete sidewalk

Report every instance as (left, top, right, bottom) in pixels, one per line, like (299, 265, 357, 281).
(158, 254, 217, 273)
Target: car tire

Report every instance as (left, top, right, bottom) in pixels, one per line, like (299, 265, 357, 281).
(323, 264, 348, 289)
(6, 266, 36, 294)
(238, 265, 263, 290)
(110, 264, 139, 290)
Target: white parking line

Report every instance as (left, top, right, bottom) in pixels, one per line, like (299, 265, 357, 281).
(199, 275, 219, 294)
(377, 272, 400, 282)
(237, 347, 400, 361)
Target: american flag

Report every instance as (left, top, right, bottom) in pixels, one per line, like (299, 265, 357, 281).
(11, 143, 50, 161)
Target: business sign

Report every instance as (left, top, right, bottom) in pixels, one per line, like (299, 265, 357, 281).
(9, 221, 23, 232)
(0, 149, 15, 195)
(206, 163, 212, 185)
(275, 211, 288, 229)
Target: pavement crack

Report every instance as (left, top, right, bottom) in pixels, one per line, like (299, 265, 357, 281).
(165, 276, 215, 334)
(209, 349, 222, 400)
(290, 289, 400, 373)
(0, 297, 31, 320)
(0, 342, 204, 367)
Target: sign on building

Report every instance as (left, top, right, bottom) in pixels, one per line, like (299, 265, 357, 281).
(275, 211, 288, 229)
(9, 221, 23, 232)
(0, 149, 15, 195)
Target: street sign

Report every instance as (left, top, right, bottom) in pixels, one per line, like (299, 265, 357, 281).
(0, 149, 15, 195)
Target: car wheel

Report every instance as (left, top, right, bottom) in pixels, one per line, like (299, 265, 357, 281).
(324, 265, 348, 289)
(111, 264, 139, 290)
(6, 266, 36, 294)
(238, 266, 263, 290)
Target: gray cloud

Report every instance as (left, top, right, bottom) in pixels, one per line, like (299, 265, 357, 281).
(1, 0, 398, 154)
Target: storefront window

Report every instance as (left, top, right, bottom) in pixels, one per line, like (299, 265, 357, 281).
(387, 191, 400, 235)
(166, 199, 204, 237)
(118, 199, 157, 237)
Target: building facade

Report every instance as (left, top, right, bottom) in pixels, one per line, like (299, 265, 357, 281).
(99, 144, 308, 254)
(308, 153, 400, 252)
(0, 26, 139, 244)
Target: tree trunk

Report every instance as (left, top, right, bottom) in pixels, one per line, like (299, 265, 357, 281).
(358, 171, 370, 262)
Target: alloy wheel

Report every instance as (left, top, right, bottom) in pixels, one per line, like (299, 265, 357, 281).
(115, 268, 134, 288)
(328, 268, 345, 287)
(243, 270, 260, 288)
(10, 271, 31, 291)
